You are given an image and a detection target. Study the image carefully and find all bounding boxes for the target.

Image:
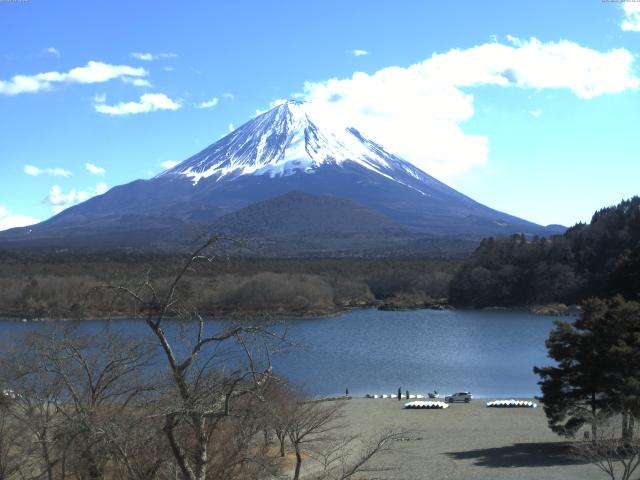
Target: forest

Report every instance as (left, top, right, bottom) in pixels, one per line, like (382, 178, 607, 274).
(450, 197, 640, 307)
(1, 197, 639, 319)
(0, 250, 457, 320)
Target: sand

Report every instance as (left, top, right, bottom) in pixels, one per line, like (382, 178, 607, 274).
(336, 398, 602, 480)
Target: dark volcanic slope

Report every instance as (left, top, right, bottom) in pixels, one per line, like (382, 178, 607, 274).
(0, 101, 564, 252)
(211, 191, 420, 255)
(214, 191, 407, 237)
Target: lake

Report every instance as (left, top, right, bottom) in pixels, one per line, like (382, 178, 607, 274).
(0, 308, 562, 398)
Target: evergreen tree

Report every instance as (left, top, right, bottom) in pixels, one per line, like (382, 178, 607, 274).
(534, 297, 640, 441)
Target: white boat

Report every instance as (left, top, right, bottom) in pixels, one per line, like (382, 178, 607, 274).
(486, 399, 537, 408)
(404, 400, 449, 409)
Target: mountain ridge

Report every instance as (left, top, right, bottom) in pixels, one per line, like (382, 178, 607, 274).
(0, 100, 564, 254)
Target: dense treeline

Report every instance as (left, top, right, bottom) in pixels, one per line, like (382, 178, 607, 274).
(0, 251, 459, 319)
(4, 197, 639, 317)
(450, 197, 640, 307)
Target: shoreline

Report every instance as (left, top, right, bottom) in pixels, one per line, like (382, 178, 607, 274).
(322, 394, 542, 401)
(0, 308, 350, 323)
(0, 302, 577, 323)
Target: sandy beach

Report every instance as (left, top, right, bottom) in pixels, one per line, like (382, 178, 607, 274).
(337, 398, 602, 480)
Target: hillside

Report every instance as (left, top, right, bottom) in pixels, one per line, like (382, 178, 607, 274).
(449, 197, 640, 307)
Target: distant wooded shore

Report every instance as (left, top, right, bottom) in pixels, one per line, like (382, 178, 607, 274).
(1, 196, 638, 321)
(0, 252, 457, 321)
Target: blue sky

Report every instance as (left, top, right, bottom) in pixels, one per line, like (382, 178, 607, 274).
(1, 0, 640, 230)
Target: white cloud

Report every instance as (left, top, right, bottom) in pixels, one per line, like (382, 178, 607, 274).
(160, 160, 180, 169)
(349, 49, 370, 57)
(131, 52, 153, 61)
(85, 162, 105, 175)
(530, 109, 542, 117)
(621, 3, 640, 32)
(0, 206, 39, 232)
(197, 97, 219, 109)
(228, 123, 235, 132)
(24, 164, 72, 177)
(43, 47, 60, 57)
(222, 92, 235, 100)
(94, 93, 181, 115)
(419, 37, 639, 98)
(46, 182, 108, 214)
(297, 37, 640, 178)
(131, 52, 178, 61)
(0, 61, 148, 96)
(163, 66, 174, 72)
(122, 77, 152, 87)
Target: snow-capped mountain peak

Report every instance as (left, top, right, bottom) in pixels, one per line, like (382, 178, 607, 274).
(1, 102, 564, 252)
(160, 100, 428, 186)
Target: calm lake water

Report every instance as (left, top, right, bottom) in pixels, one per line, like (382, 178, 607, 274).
(0, 308, 562, 398)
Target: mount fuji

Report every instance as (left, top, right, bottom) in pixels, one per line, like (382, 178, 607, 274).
(0, 100, 563, 254)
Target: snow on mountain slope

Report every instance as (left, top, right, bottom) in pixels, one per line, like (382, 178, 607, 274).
(159, 100, 435, 195)
(0, 99, 565, 252)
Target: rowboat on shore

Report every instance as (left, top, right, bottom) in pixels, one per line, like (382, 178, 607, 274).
(404, 401, 449, 409)
(486, 399, 537, 408)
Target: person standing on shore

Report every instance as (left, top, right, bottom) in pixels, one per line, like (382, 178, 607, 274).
(397, 387, 401, 401)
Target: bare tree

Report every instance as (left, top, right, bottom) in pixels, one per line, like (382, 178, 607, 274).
(287, 400, 345, 480)
(94, 237, 281, 480)
(309, 429, 404, 480)
(574, 414, 640, 480)
(42, 331, 156, 480)
(261, 377, 297, 457)
(1, 334, 66, 480)
(0, 328, 158, 480)
(2, 382, 62, 480)
(104, 405, 169, 480)
(0, 397, 22, 480)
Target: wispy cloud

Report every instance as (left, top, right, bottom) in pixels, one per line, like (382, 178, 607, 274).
(222, 92, 235, 100)
(530, 109, 542, 117)
(160, 160, 180, 169)
(85, 162, 105, 175)
(0, 205, 39, 232)
(299, 37, 640, 178)
(0, 61, 148, 96)
(621, 3, 640, 31)
(43, 47, 61, 57)
(349, 49, 370, 57)
(122, 77, 152, 87)
(196, 97, 219, 109)
(24, 165, 72, 177)
(130, 52, 178, 61)
(46, 182, 108, 214)
(94, 93, 181, 115)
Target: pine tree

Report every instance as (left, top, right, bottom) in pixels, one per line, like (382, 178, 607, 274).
(534, 297, 640, 441)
